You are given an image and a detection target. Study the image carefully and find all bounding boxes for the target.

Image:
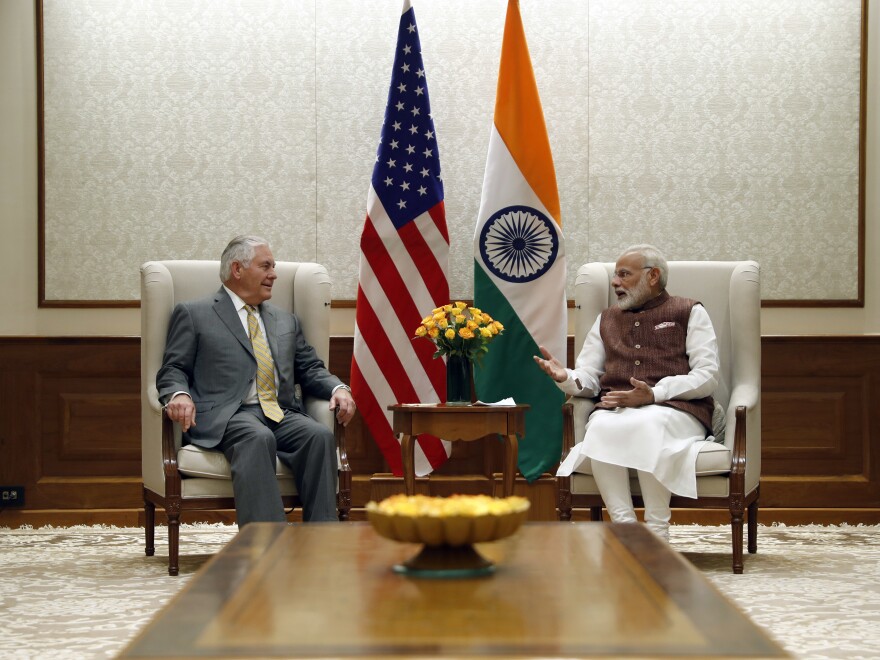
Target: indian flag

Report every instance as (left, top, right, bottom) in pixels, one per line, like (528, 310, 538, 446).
(473, 0, 567, 482)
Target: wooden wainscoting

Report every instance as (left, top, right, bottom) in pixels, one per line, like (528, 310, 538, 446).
(1, 336, 878, 527)
(0, 338, 143, 525)
(761, 337, 880, 511)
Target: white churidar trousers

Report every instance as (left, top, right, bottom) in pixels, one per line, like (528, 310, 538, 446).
(557, 404, 713, 539)
(590, 459, 673, 540)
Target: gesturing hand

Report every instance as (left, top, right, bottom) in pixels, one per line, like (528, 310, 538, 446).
(598, 378, 655, 409)
(532, 345, 567, 383)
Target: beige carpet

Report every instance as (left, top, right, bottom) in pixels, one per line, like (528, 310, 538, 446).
(1, 523, 878, 659)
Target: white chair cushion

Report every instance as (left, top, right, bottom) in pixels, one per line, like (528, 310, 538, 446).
(177, 445, 292, 479)
(181, 477, 299, 499)
(694, 441, 732, 476)
(571, 471, 732, 498)
(572, 440, 732, 479)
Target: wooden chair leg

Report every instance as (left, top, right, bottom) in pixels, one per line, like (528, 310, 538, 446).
(144, 499, 155, 557)
(731, 509, 745, 574)
(167, 510, 180, 576)
(337, 490, 351, 522)
(557, 485, 572, 522)
(747, 499, 758, 554)
(337, 470, 352, 521)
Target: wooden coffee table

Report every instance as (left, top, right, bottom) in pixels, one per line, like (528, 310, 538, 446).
(120, 522, 787, 658)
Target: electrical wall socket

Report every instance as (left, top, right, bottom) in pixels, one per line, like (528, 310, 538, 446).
(0, 486, 25, 507)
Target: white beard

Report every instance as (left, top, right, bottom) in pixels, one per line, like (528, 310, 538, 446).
(617, 274, 652, 310)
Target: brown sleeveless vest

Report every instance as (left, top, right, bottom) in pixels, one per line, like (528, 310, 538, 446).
(598, 290, 714, 432)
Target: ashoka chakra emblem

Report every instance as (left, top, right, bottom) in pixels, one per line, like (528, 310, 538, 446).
(479, 205, 559, 283)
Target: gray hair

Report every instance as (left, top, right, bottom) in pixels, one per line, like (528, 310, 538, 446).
(220, 235, 271, 282)
(619, 244, 668, 289)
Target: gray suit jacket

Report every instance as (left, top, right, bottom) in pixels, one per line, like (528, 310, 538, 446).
(156, 287, 342, 448)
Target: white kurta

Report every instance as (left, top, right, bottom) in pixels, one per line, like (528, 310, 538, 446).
(555, 304, 719, 499)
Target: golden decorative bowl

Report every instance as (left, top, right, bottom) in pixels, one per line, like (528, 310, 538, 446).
(366, 495, 530, 577)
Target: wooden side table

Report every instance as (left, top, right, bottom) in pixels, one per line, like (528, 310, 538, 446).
(388, 404, 530, 497)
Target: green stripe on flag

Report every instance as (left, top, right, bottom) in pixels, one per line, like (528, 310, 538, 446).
(474, 264, 565, 482)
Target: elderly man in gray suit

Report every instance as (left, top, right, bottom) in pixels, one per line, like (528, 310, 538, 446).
(157, 235, 356, 526)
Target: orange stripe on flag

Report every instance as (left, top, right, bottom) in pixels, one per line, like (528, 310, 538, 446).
(493, 0, 560, 224)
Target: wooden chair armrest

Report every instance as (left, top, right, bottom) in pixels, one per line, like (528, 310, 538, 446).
(305, 396, 350, 474)
(562, 399, 575, 456)
(729, 405, 748, 497)
(334, 416, 351, 474)
(332, 412, 353, 520)
(161, 410, 182, 499)
(562, 396, 596, 458)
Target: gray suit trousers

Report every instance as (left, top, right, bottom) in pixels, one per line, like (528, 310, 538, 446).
(219, 404, 337, 526)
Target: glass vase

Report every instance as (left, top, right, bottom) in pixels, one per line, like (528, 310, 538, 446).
(445, 354, 473, 406)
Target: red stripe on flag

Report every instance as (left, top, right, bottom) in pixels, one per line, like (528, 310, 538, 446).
(417, 433, 449, 470)
(360, 216, 440, 377)
(351, 284, 448, 474)
(397, 219, 448, 308)
(429, 201, 450, 243)
(354, 288, 419, 404)
(349, 360, 404, 475)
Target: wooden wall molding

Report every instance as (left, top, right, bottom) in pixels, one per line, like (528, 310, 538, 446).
(1, 335, 878, 526)
(761, 336, 880, 508)
(0, 338, 143, 513)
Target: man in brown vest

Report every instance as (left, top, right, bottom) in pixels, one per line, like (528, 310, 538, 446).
(534, 245, 719, 540)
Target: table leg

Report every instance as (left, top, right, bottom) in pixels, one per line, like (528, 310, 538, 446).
(503, 434, 519, 497)
(401, 433, 416, 495)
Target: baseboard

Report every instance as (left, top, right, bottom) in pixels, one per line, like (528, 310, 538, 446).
(3, 507, 878, 529)
(571, 508, 880, 525)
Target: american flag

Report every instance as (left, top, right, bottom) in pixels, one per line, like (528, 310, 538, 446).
(350, 0, 451, 476)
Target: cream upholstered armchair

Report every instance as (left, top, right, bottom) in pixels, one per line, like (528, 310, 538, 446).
(558, 261, 760, 574)
(140, 260, 351, 575)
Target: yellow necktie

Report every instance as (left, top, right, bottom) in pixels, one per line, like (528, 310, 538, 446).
(244, 305, 284, 422)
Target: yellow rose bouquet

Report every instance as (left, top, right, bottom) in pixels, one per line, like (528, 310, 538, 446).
(413, 301, 504, 365)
